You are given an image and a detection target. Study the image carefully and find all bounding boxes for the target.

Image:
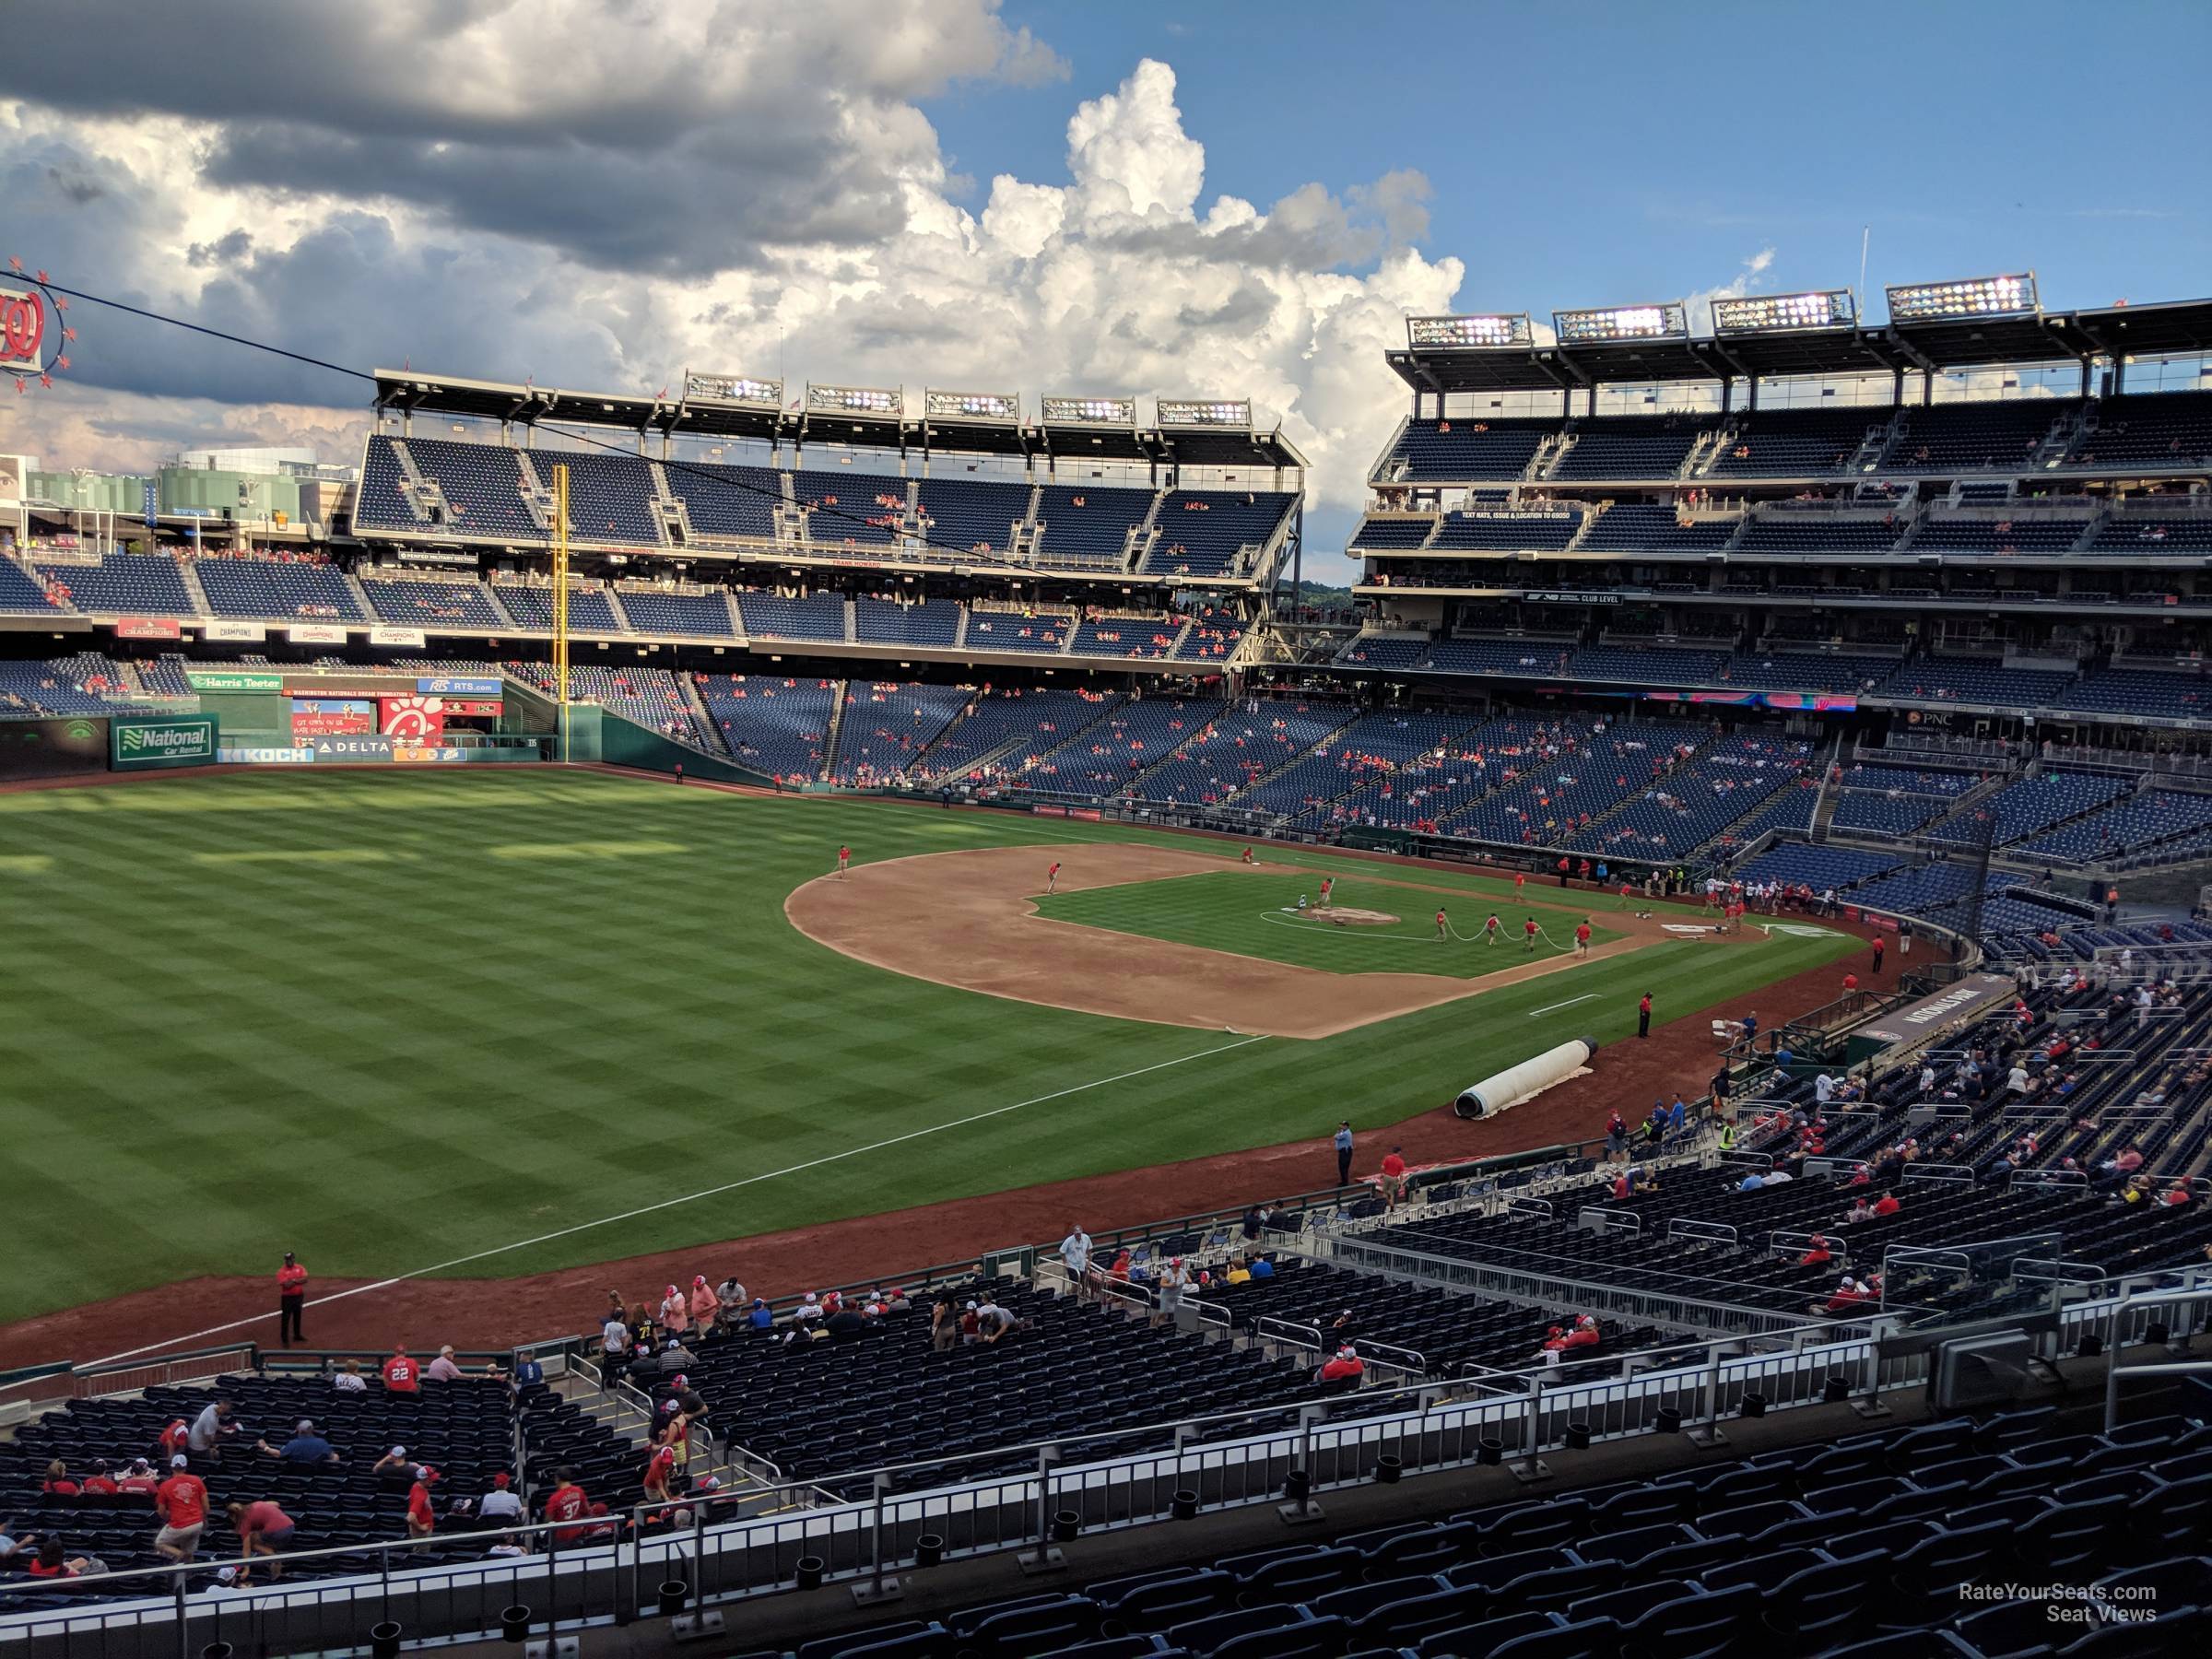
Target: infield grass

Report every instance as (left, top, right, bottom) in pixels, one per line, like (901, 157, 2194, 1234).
(1034, 870, 1623, 977)
(0, 768, 1863, 1324)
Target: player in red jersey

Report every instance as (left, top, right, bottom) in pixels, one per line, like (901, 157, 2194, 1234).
(836, 845, 851, 879)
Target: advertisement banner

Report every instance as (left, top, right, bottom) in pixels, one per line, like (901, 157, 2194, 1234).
(312, 735, 394, 762)
(288, 624, 349, 645)
(290, 698, 375, 737)
(219, 747, 317, 765)
(0, 716, 108, 780)
(115, 616, 184, 641)
(112, 714, 219, 771)
(205, 621, 267, 642)
(369, 626, 429, 648)
(418, 676, 501, 697)
(398, 547, 481, 568)
(441, 699, 503, 717)
(186, 668, 284, 691)
(392, 744, 473, 763)
(380, 695, 447, 739)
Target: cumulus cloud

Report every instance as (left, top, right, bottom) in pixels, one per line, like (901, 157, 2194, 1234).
(1684, 245, 1778, 333)
(3, 14, 1462, 575)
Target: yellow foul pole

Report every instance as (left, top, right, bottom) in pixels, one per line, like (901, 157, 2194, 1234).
(552, 463, 571, 761)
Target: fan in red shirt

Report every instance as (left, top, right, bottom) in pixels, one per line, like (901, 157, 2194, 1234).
(41, 1460, 80, 1495)
(544, 1467, 613, 1543)
(1379, 1146, 1410, 1209)
(154, 1457, 209, 1561)
(1317, 1345, 1366, 1383)
(406, 1468, 440, 1538)
(642, 1442, 679, 1505)
(276, 1252, 308, 1348)
(117, 1458, 160, 1495)
(1871, 1192, 1901, 1218)
(79, 1460, 119, 1496)
(157, 1418, 190, 1465)
(382, 1346, 421, 1394)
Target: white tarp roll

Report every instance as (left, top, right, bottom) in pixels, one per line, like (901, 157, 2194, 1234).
(1454, 1037, 1596, 1119)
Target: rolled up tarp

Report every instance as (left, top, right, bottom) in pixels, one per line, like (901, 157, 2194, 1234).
(1454, 1036, 1596, 1119)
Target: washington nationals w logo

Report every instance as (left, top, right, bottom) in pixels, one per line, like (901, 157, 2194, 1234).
(2, 258, 77, 393)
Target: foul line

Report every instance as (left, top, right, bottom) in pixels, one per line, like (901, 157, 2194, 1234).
(1527, 992, 1601, 1017)
(79, 1034, 1270, 1367)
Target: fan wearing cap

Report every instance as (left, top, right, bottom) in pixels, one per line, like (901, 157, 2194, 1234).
(382, 1345, 421, 1395)
(477, 1472, 524, 1522)
(256, 1419, 340, 1465)
(657, 1284, 689, 1338)
(405, 1465, 441, 1539)
(641, 1440, 679, 1506)
(1155, 1255, 1193, 1328)
(1317, 1345, 1366, 1384)
(152, 1455, 209, 1562)
(78, 1459, 119, 1496)
(688, 1276, 718, 1333)
(117, 1457, 160, 1496)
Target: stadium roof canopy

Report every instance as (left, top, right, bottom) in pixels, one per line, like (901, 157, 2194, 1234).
(1385, 294, 2212, 396)
(372, 370, 1308, 470)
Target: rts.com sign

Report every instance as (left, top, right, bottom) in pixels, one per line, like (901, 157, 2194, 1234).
(111, 714, 219, 771)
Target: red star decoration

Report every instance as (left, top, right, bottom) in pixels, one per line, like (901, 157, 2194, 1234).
(6, 256, 20, 272)
(54, 355, 69, 371)
(34, 270, 48, 284)
(63, 327, 76, 342)
(13, 379, 24, 394)
(53, 296, 66, 312)
(39, 373, 52, 389)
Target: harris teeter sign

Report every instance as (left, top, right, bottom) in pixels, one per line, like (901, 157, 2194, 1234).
(112, 714, 219, 770)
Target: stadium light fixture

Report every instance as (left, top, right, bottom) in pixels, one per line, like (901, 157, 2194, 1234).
(1713, 289, 1857, 335)
(1041, 394, 1136, 425)
(1158, 397, 1253, 428)
(806, 382, 901, 416)
(685, 371, 782, 406)
(1406, 312, 1534, 349)
(1551, 302, 1688, 344)
(924, 388, 1020, 422)
(1885, 273, 2038, 323)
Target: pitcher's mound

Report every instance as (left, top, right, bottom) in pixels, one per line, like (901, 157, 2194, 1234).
(1312, 906, 1399, 927)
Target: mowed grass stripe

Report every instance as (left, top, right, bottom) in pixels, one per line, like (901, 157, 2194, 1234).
(0, 770, 1861, 1323)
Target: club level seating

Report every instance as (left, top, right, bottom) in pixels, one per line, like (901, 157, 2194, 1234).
(0, 1374, 630, 1594)
(912, 476, 1028, 558)
(1872, 659, 2080, 706)
(1347, 513, 1437, 550)
(1912, 517, 2090, 555)
(32, 552, 194, 616)
(2086, 517, 2212, 556)
(193, 557, 365, 622)
(1848, 859, 1986, 917)
(1019, 698, 1226, 796)
(1706, 406, 1887, 477)
(1335, 634, 1431, 671)
(1550, 416, 1700, 480)
(737, 592, 847, 642)
(667, 460, 784, 542)
(491, 582, 622, 633)
(1574, 503, 1737, 554)
(1129, 699, 1358, 809)
(1423, 639, 1575, 678)
(967, 609, 1070, 653)
(917, 688, 1122, 783)
(1734, 516, 1904, 557)
(2015, 789, 2212, 866)
(1382, 417, 1551, 482)
(854, 597, 960, 648)
(360, 576, 506, 630)
(1143, 490, 1294, 578)
(829, 682, 971, 784)
(2070, 391, 2212, 468)
(1717, 653, 1898, 693)
(1882, 400, 2076, 474)
(551, 449, 661, 545)
(1575, 736, 1813, 859)
(2057, 669, 2212, 722)
(1173, 609, 1243, 664)
(1033, 485, 1151, 568)
(1250, 711, 1477, 821)
(399, 438, 542, 540)
(1926, 771, 2133, 849)
(1430, 510, 1583, 552)
(1571, 646, 1730, 685)
(615, 588, 736, 638)
(695, 675, 837, 780)
(1833, 763, 1981, 797)
(135, 655, 196, 697)
(1070, 617, 1185, 661)
(1729, 842, 1902, 892)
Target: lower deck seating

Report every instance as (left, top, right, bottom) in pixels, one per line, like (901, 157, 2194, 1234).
(695, 676, 838, 780)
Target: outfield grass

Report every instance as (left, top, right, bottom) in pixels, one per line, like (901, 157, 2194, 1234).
(1035, 870, 1622, 978)
(0, 770, 1862, 1323)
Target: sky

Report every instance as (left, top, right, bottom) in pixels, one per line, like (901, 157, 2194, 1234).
(3, 0, 2207, 582)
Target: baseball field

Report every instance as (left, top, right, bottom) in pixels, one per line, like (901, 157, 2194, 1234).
(0, 766, 1863, 1329)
